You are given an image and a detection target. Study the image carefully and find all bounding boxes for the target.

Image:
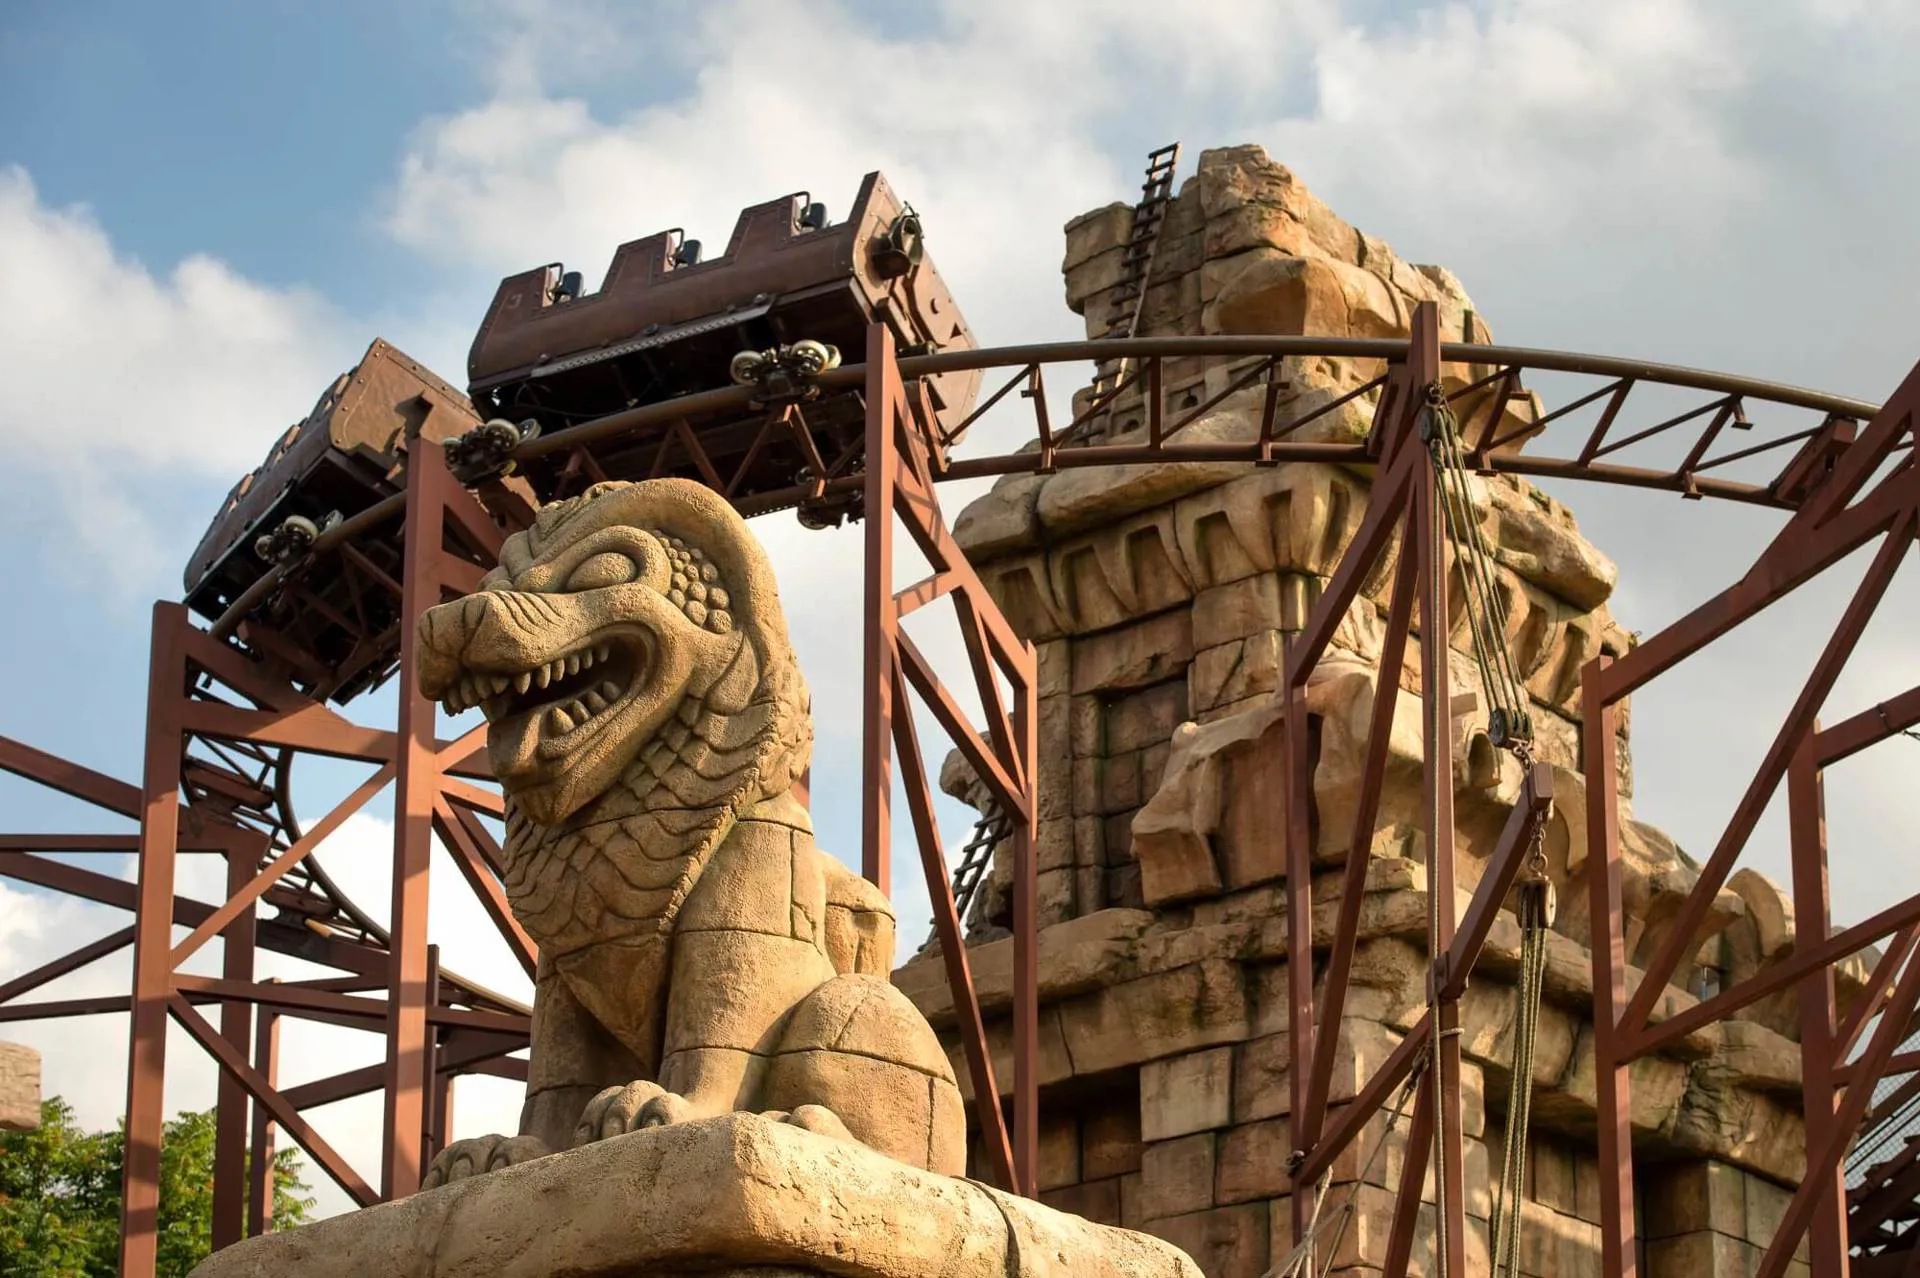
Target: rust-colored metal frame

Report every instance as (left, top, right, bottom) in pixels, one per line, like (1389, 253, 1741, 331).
(1, 438, 536, 1277)
(1582, 356, 1920, 1278)
(860, 325, 1040, 1194)
(2, 316, 1913, 1275)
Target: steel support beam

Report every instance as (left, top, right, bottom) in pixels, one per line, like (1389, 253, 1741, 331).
(858, 322, 1038, 1194)
(247, 1008, 279, 1238)
(211, 847, 256, 1250)
(1791, 734, 1851, 1275)
(119, 605, 188, 1278)
(1585, 653, 1638, 1278)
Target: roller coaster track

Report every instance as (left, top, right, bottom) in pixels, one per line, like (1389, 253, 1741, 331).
(192, 333, 1889, 969)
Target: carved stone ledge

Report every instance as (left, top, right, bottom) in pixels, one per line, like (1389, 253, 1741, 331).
(190, 1113, 1201, 1278)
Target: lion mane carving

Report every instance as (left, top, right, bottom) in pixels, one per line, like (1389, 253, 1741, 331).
(414, 478, 964, 1184)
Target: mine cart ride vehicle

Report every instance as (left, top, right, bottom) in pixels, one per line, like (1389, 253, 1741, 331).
(183, 173, 979, 702)
(465, 170, 980, 524)
(182, 339, 484, 701)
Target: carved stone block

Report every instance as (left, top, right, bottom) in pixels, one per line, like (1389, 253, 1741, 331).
(190, 1115, 1201, 1277)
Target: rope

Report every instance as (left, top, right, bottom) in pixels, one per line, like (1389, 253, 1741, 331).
(1422, 388, 1532, 751)
(1264, 1061, 1428, 1278)
(1416, 384, 1552, 1278)
(1424, 455, 1454, 1278)
(1490, 824, 1553, 1278)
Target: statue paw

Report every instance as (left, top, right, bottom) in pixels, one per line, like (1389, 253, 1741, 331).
(573, 1080, 702, 1146)
(765, 1103, 858, 1145)
(420, 1133, 550, 1189)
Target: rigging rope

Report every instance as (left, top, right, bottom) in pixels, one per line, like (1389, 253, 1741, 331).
(1490, 827, 1553, 1278)
(1421, 387, 1532, 752)
(1268, 384, 1556, 1278)
(1264, 1060, 1429, 1278)
(1417, 383, 1554, 1278)
(1424, 446, 1455, 1278)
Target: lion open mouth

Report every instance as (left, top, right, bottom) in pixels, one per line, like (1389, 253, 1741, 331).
(438, 634, 647, 745)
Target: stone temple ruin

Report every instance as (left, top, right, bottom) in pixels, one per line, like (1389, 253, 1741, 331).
(903, 146, 1857, 1277)
(10, 140, 1905, 1278)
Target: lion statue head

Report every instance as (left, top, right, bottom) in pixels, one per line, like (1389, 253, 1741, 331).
(415, 478, 812, 960)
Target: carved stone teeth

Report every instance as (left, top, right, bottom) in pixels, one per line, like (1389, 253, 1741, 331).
(490, 674, 511, 696)
(568, 700, 587, 723)
(598, 680, 620, 701)
(596, 644, 612, 663)
(535, 664, 552, 689)
(583, 689, 608, 714)
(548, 705, 575, 734)
(566, 653, 581, 677)
(581, 647, 596, 670)
(514, 671, 531, 694)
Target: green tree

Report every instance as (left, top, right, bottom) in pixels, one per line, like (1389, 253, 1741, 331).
(0, 1097, 313, 1277)
(0, 1099, 116, 1275)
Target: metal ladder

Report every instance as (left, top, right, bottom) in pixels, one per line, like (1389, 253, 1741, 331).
(1085, 143, 1182, 433)
(941, 146, 1184, 929)
(949, 801, 1014, 928)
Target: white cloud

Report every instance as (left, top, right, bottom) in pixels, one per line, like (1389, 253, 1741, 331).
(0, 168, 361, 588)
(0, 169, 353, 476)
(384, 0, 1333, 361)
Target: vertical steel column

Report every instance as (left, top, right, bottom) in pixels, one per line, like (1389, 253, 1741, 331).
(861, 325, 899, 896)
(1384, 1084, 1435, 1278)
(119, 603, 189, 1278)
(211, 844, 258, 1249)
(246, 1006, 280, 1238)
(1584, 652, 1639, 1277)
(1417, 442, 1467, 1278)
(1791, 733, 1850, 1277)
(1283, 672, 1315, 1251)
(1011, 640, 1039, 1198)
(382, 436, 448, 1198)
(421, 944, 444, 1172)
(432, 1071, 455, 1159)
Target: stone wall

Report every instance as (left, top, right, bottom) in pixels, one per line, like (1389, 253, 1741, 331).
(0, 1041, 41, 1132)
(901, 145, 1853, 1278)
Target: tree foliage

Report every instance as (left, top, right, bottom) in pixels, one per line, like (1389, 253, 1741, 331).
(0, 1097, 313, 1277)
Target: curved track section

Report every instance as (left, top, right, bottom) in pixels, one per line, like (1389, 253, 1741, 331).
(198, 331, 1894, 1034)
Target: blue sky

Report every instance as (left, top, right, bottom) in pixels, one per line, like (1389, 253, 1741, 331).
(2, 0, 1919, 1220)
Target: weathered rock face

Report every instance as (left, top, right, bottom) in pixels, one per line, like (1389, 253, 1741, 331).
(0, 1041, 40, 1132)
(189, 1114, 1201, 1278)
(910, 145, 1846, 1278)
(946, 145, 1637, 935)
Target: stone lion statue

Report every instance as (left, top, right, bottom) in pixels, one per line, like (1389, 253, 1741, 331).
(414, 478, 965, 1185)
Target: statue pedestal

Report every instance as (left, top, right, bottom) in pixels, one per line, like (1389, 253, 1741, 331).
(190, 1113, 1201, 1277)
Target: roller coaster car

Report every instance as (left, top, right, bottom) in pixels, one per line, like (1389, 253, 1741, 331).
(466, 171, 981, 512)
(182, 339, 484, 701)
